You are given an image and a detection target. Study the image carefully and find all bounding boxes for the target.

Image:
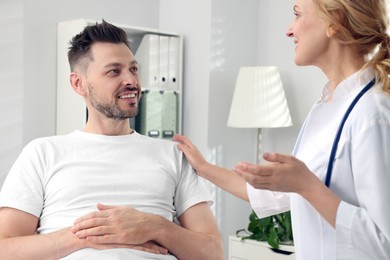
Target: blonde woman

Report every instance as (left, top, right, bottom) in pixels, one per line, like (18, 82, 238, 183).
(174, 0, 390, 259)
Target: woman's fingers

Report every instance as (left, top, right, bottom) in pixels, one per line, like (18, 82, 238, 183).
(263, 152, 295, 164)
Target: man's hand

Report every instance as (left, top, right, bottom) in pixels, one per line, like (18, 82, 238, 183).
(72, 204, 168, 255)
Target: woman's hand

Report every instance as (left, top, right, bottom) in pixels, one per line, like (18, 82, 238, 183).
(233, 152, 316, 194)
(234, 152, 340, 227)
(173, 134, 208, 174)
(173, 134, 249, 201)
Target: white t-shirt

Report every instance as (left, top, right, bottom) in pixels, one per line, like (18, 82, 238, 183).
(247, 69, 390, 260)
(0, 130, 212, 259)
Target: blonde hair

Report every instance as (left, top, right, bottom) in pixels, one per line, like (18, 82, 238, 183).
(313, 0, 390, 94)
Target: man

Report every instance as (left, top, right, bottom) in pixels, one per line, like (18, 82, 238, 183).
(0, 20, 223, 260)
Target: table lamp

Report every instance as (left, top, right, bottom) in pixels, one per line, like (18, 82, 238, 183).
(227, 66, 292, 163)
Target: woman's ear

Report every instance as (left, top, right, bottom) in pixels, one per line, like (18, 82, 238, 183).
(70, 72, 87, 97)
(327, 24, 338, 37)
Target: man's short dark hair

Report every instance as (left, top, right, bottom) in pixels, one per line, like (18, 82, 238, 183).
(68, 20, 129, 72)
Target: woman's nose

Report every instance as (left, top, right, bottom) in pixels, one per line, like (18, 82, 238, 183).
(286, 23, 294, 37)
(286, 28, 294, 37)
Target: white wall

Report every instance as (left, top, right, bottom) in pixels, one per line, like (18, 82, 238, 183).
(159, 0, 258, 254)
(159, 0, 212, 155)
(208, 0, 259, 254)
(1, 0, 328, 258)
(257, 0, 327, 151)
(0, 0, 23, 186)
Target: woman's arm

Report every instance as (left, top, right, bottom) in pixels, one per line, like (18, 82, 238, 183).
(233, 153, 340, 227)
(173, 134, 248, 201)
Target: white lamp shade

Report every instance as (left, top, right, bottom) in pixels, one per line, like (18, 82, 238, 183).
(227, 66, 292, 128)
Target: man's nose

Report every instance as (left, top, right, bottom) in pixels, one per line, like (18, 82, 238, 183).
(123, 71, 138, 86)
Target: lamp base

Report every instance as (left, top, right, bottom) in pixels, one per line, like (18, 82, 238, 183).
(256, 128, 262, 164)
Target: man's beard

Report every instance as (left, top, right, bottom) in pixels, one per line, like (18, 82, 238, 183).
(88, 84, 138, 121)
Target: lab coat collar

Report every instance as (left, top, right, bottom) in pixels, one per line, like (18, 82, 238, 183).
(319, 67, 375, 103)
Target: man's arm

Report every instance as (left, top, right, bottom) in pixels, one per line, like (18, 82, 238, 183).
(0, 207, 86, 259)
(73, 202, 224, 259)
(163, 201, 224, 260)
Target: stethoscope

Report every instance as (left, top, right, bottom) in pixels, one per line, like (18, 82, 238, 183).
(325, 78, 376, 187)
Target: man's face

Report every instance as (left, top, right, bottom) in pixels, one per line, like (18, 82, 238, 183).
(82, 42, 141, 120)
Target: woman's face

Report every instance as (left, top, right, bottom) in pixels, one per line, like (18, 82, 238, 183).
(286, 0, 332, 67)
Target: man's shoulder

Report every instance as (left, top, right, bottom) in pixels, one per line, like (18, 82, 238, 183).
(29, 133, 72, 144)
(23, 133, 77, 153)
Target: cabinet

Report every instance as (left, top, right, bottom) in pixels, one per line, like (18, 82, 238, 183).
(56, 19, 183, 138)
(134, 33, 181, 138)
(229, 236, 295, 260)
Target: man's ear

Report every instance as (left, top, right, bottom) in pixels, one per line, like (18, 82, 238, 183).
(70, 72, 87, 97)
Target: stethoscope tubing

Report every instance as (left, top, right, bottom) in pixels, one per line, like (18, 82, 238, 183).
(325, 78, 376, 187)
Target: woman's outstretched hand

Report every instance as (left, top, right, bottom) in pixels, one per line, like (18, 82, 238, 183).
(232, 152, 315, 194)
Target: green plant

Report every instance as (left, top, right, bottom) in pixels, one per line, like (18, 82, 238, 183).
(236, 210, 294, 249)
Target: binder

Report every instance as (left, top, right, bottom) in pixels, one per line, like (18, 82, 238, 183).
(159, 36, 169, 90)
(135, 34, 159, 89)
(161, 91, 178, 139)
(168, 36, 179, 91)
(135, 90, 163, 137)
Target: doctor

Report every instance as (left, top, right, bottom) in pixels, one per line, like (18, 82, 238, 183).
(174, 0, 390, 259)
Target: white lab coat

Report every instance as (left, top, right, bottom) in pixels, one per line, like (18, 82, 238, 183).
(248, 68, 390, 260)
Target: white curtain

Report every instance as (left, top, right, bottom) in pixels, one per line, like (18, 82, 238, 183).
(0, 0, 23, 186)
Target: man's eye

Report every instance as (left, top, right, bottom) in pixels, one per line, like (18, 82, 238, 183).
(108, 69, 120, 74)
(131, 67, 139, 73)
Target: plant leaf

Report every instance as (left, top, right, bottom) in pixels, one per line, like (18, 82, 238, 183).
(268, 228, 279, 249)
(235, 211, 294, 249)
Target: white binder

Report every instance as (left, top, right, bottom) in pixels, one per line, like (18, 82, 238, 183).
(135, 34, 159, 90)
(168, 36, 179, 91)
(159, 35, 169, 90)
